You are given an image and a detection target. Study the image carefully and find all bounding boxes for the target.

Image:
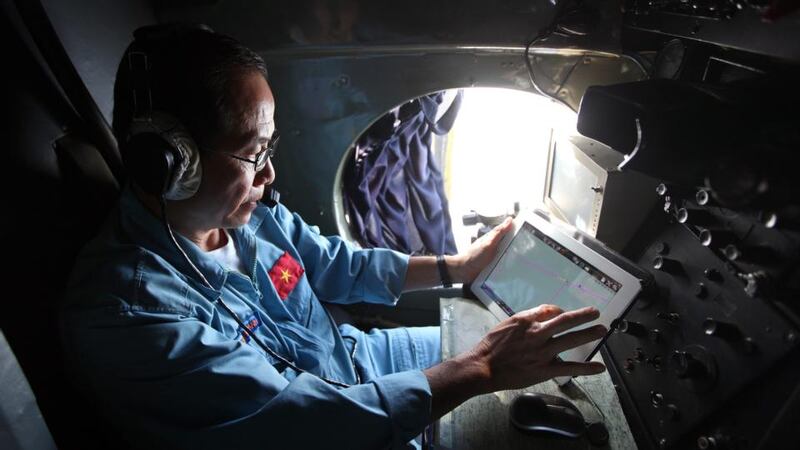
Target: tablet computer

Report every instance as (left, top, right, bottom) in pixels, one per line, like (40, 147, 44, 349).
(471, 210, 642, 380)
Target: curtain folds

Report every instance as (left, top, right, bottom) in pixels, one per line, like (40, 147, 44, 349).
(343, 90, 463, 255)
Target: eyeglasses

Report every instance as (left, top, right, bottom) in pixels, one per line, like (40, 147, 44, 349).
(215, 130, 280, 172)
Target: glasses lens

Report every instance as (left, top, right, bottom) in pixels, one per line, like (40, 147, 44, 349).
(268, 133, 280, 154)
(253, 130, 279, 172)
(255, 149, 268, 172)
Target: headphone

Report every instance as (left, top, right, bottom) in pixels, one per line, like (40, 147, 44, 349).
(121, 24, 211, 201)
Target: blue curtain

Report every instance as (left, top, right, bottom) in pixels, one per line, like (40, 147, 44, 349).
(343, 91, 462, 255)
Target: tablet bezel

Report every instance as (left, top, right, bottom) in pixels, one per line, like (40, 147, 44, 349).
(470, 210, 642, 367)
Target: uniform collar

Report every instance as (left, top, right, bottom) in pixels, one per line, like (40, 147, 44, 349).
(118, 185, 229, 293)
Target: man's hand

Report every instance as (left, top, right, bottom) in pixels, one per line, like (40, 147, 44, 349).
(424, 304, 606, 419)
(449, 217, 514, 283)
(467, 304, 606, 391)
(403, 216, 513, 291)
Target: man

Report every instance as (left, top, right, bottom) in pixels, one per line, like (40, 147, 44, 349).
(61, 26, 606, 449)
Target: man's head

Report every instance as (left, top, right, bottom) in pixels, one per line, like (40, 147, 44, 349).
(114, 25, 277, 233)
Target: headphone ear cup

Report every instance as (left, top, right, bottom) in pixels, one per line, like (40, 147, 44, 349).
(124, 113, 203, 200)
(123, 132, 180, 197)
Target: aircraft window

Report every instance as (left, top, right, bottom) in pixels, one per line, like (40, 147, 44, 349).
(338, 87, 576, 254)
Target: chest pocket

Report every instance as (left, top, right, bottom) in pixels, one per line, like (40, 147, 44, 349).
(268, 251, 305, 301)
(235, 312, 294, 369)
(275, 319, 334, 374)
(257, 245, 310, 322)
(213, 292, 288, 368)
(259, 263, 311, 323)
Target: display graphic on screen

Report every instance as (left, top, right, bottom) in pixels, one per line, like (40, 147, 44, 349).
(480, 222, 620, 317)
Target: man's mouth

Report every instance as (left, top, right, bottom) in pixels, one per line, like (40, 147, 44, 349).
(247, 191, 264, 203)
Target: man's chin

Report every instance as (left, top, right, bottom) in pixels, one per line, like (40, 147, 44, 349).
(242, 200, 260, 212)
(224, 208, 255, 228)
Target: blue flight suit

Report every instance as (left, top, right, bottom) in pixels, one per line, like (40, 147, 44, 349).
(61, 186, 440, 449)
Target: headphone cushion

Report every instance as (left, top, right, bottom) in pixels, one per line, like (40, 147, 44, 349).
(125, 113, 203, 200)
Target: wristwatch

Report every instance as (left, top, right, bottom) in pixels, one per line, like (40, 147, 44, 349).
(436, 255, 453, 288)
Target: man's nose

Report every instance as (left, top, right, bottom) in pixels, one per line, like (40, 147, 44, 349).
(254, 157, 275, 186)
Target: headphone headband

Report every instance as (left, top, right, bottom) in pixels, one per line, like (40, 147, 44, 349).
(133, 23, 214, 45)
(122, 24, 213, 200)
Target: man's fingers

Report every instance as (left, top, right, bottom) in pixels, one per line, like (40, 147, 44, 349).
(533, 304, 564, 322)
(515, 304, 563, 323)
(549, 360, 606, 378)
(544, 324, 607, 356)
(541, 307, 600, 337)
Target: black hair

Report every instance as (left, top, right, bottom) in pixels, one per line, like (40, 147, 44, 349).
(112, 24, 269, 150)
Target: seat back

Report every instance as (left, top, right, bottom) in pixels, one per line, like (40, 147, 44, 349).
(1, 1, 152, 448)
(0, 330, 58, 450)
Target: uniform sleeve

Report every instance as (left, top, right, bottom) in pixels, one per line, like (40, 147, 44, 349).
(62, 307, 431, 450)
(272, 204, 410, 305)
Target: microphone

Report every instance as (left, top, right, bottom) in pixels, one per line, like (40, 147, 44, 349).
(264, 188, 280, 207)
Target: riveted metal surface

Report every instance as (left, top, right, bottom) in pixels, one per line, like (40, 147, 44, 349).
(156, 0, 623, 53)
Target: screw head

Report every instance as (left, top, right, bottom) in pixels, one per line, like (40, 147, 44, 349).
(696, 189, 710, 205)
(649, 329, 662, 343)
(624, 359, 635, 373)
(666, 404, 680, 421)
(704, 268, 722, 281)
(743, 337, 757, 354)
(650, 390, 664, 407)
(694, 283, 708, 299)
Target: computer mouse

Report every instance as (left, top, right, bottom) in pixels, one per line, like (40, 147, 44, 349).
(509, 392, 586, 438)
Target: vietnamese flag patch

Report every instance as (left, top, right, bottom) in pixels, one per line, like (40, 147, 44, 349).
(268, 251, 304, 300)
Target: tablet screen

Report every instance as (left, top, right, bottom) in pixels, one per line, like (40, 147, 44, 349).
(479, 222, 622, 317)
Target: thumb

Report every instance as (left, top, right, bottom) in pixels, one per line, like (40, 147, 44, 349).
(492, 217, 513, 239)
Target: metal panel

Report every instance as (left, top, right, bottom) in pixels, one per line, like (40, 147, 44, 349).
(625, 8, 800, 64)
(156, 0, 622, 53)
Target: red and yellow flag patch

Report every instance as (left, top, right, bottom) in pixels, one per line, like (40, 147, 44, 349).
(268, 251, 304, 300)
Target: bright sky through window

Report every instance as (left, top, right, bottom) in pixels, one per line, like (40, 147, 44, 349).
(438, 88, 577, 252)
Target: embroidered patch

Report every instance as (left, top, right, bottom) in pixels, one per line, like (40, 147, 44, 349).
(239, 314, 261, 343)
(268, 251, 304, 300)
